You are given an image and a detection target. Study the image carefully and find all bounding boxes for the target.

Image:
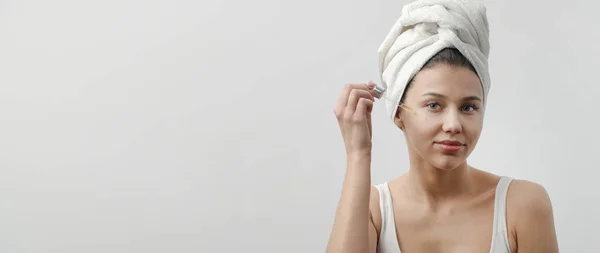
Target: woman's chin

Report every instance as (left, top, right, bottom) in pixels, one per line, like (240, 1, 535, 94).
(428, 156, 466, 171)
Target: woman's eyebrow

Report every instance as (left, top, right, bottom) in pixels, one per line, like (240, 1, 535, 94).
(421, 92, 482, 102)
(463, 95, 482, 102)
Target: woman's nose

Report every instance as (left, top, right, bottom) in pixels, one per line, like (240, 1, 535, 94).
(441, 110, 462, 134)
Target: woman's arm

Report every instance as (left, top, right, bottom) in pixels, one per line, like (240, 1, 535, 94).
(326, 83, 378, 253)
(326, 154, 378, 253)
(510, 180, 559, 253)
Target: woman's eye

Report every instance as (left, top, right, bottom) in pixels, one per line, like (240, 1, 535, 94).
(426, 102, 441, 110)
(461, 104, 478, 112)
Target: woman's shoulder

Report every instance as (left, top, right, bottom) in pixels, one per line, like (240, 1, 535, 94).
(505, 178, 558, 251)
(367, 175, 408, 233)
(367, 176, 403, 233)
(485, 171, 553, 214)
(506, 178, 553, 212)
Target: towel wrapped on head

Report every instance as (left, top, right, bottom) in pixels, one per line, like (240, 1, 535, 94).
(377, 0, 491, 120)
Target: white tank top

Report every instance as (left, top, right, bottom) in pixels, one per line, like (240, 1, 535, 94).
(373, 176, 513, 253)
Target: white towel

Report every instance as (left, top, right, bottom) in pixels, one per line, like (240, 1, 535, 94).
(377, 0, 491, 120)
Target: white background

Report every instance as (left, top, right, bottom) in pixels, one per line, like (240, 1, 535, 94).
(1, 0, 598, 252)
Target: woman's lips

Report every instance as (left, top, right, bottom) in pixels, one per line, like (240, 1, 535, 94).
(435, 140, 465, 152)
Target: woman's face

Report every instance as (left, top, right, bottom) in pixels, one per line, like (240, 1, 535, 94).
(394, 64, 485, 170)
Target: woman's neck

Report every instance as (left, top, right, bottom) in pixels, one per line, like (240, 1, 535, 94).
(405, 157, 477, 209)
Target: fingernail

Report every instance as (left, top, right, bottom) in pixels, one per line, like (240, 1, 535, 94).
(366, 81, 376, 88)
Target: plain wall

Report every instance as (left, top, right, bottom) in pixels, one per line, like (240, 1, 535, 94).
(0, 0, 598, 252)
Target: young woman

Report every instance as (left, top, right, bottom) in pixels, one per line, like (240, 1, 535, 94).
(326, 46, 559, 253)
(326, 3, 559, 248)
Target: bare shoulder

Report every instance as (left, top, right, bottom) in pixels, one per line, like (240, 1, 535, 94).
(506, 179, 559, 253)
(507, 179, 553, 213)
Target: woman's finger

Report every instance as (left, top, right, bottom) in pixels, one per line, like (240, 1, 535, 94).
(346, 89, 374, 114)
(335, 83, 371, 107)
(355, 97, 374, 122)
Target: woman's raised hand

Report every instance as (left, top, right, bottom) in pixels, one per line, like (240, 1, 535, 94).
(333, 82, 377, 156)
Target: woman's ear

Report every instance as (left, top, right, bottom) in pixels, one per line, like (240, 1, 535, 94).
(394, 108, 404, 130)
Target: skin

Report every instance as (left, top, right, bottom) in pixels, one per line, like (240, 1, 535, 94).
(326, 64, 559, 253)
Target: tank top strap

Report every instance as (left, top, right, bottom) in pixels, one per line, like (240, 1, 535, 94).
(489, 176, 514, 253)
(373, 182, 401, 253)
